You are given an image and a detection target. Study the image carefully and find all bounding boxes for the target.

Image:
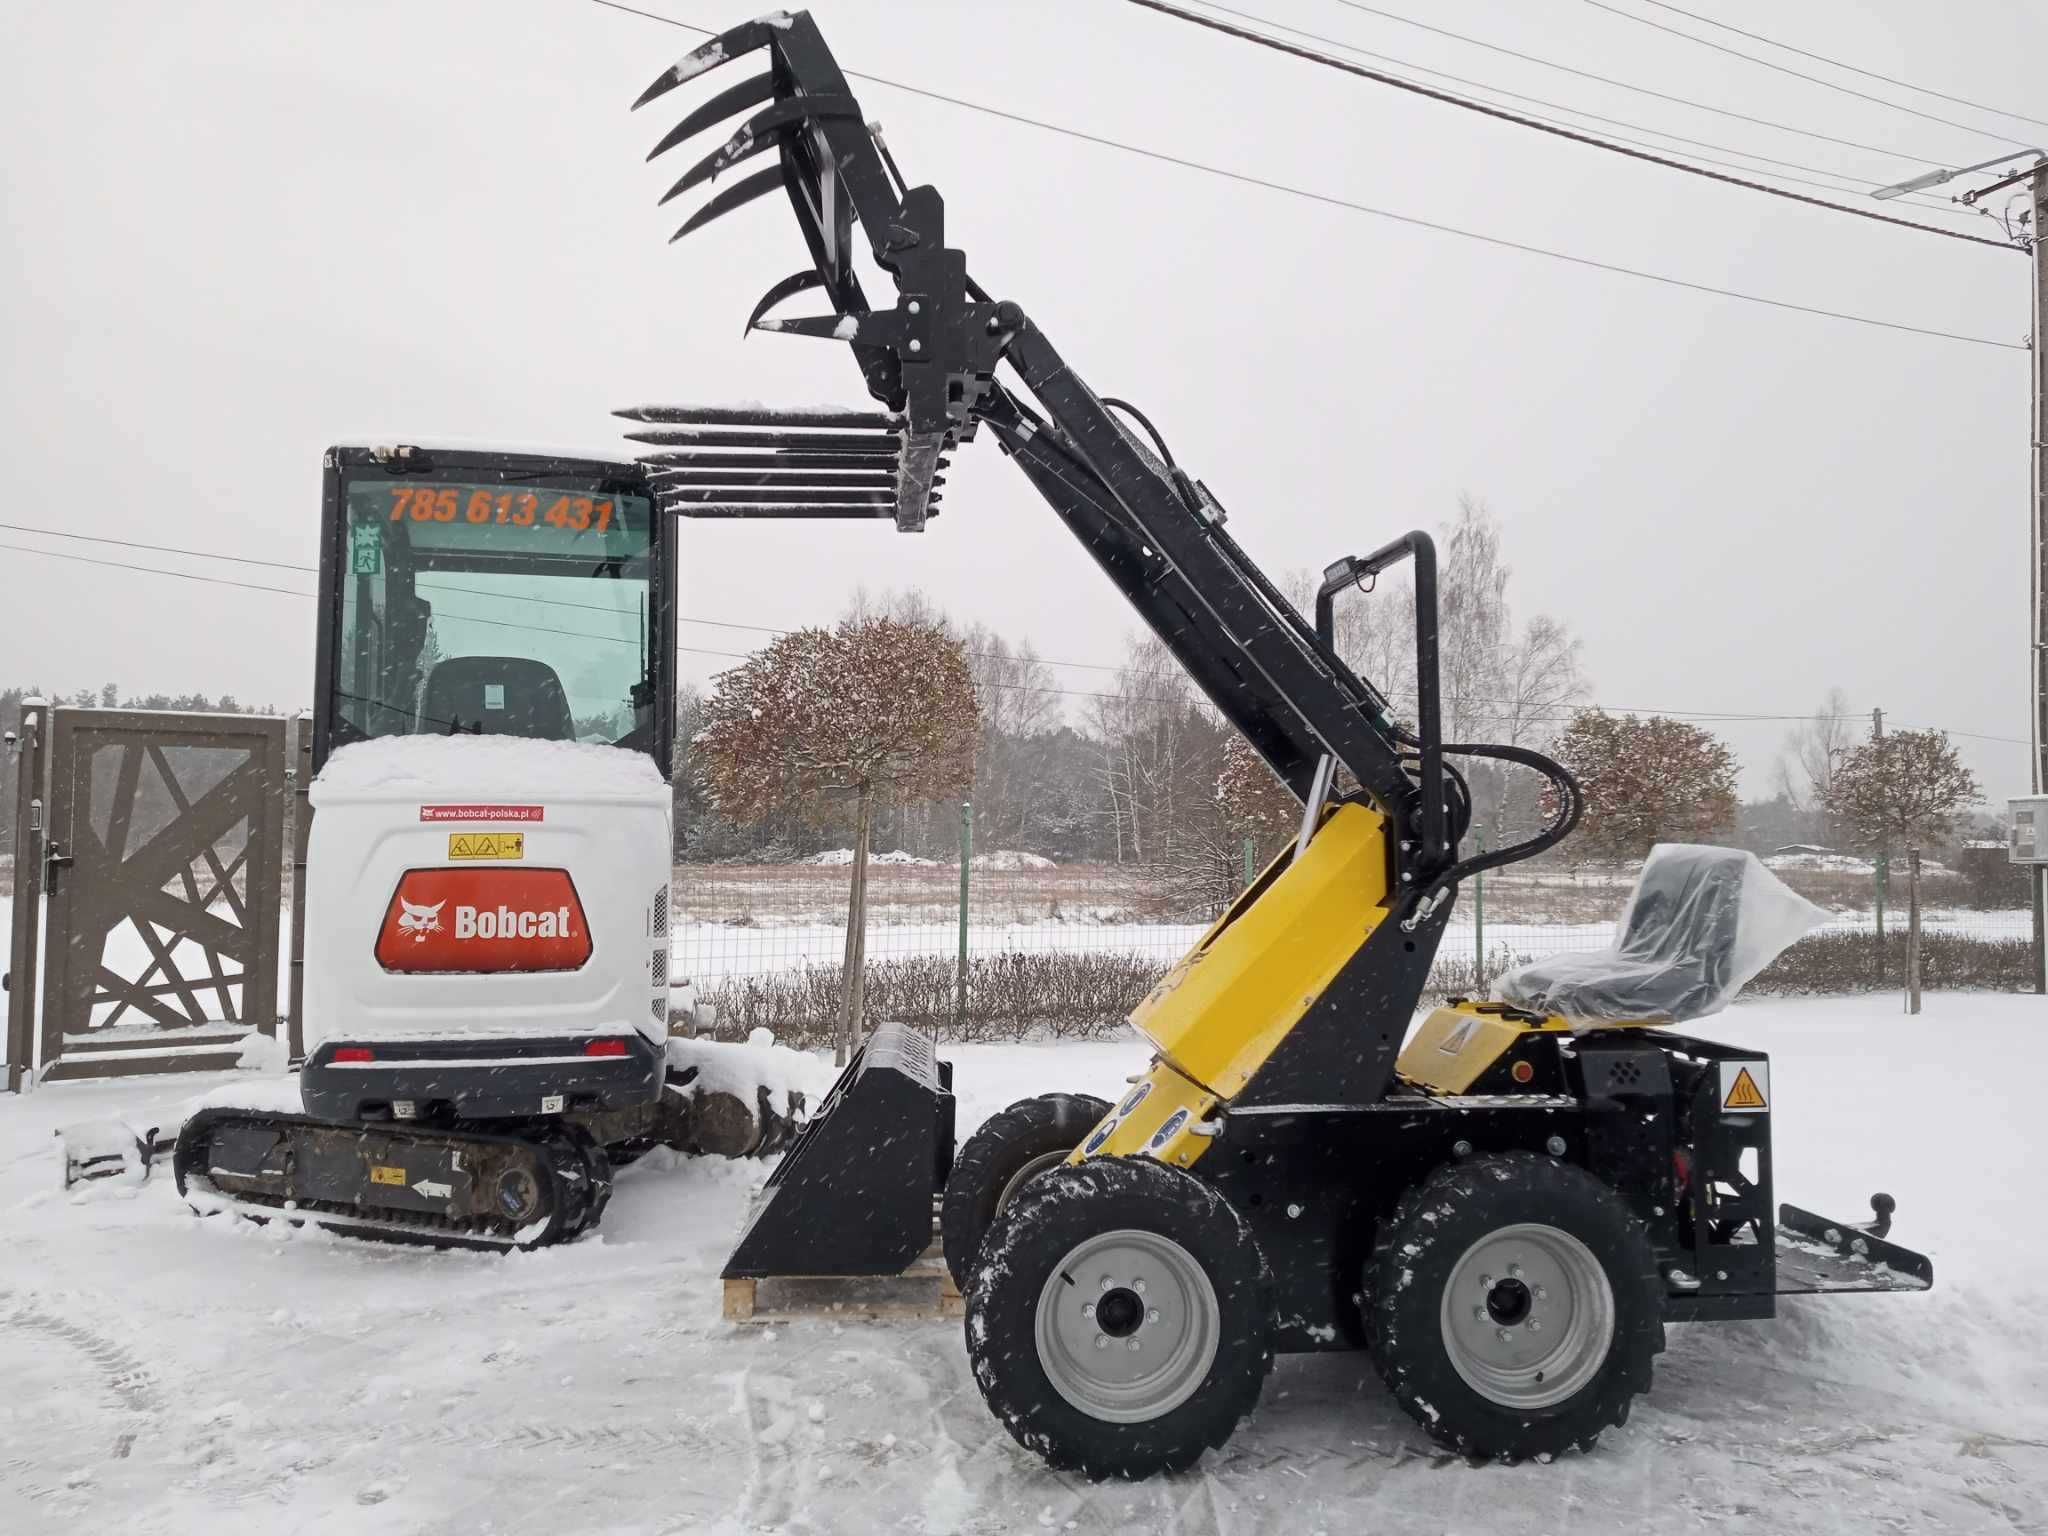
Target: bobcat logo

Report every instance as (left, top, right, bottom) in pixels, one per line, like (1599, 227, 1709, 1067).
(396, 897, 446, 943)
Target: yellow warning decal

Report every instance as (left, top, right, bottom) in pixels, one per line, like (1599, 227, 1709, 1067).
(1721, 1063, 1769, 1112)
(369, 1165, 407, 1186)
(448, 832, 525, 860)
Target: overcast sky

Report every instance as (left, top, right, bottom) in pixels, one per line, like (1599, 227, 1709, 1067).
(4, 0, 2042, 799)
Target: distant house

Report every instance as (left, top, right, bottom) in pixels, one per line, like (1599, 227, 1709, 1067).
(1770, 844, 1841, 859)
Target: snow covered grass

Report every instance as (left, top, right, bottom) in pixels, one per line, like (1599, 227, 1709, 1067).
(2, 996, 2044, 1531)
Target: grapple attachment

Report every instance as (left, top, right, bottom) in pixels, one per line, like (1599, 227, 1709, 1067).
(627, 10, 1018, 531)
(723, 1021, 954, 1279)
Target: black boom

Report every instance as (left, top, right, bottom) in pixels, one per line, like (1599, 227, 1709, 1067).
(627, 8, 1580, 904)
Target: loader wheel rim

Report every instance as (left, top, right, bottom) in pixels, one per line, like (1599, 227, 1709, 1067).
(997, 1150, 1071, 1216)
(1439, 1222, 1614, 1410)
(1034, 1228, 1219, 1425)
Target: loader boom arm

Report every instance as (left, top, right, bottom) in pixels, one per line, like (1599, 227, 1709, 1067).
(628, 10, 1579, 908)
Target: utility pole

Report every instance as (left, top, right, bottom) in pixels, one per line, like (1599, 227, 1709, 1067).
(2032, 161, 2048, 994)
(1871, 706, 1887, 983)
(1877, 152, 2048, 994)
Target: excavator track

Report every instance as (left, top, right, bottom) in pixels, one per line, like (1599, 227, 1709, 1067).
(173, 1109, 612, 1251)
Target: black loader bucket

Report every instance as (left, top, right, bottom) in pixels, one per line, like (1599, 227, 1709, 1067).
(723, 1021, 954, 1278)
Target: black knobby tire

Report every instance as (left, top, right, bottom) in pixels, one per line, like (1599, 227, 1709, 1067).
(1366, 1150, 1664, 1460)
(965, 1157, 1274, 1481)
(941, 1092, 1111, 1294)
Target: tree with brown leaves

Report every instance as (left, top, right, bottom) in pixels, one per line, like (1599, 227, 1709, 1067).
(1823, 728, 1980, 1012)
(696, 616, 979, 1061)
(1552, 710, 1739, 863)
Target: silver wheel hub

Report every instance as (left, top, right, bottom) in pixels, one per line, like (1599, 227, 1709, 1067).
(1439, 1222, 1615, 1410)
(1034, 1228, 1218, 1424)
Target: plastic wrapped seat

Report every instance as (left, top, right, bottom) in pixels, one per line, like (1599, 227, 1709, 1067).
(1497, 845, 1829, 1024)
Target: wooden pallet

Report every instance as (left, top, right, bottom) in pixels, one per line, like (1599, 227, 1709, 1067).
(722, 1242, 963, 1324)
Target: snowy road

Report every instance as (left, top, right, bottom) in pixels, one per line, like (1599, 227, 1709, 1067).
(4, 999, 2046, 1534)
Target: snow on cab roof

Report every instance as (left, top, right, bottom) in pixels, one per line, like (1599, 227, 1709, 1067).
(314, 736, 665, 801)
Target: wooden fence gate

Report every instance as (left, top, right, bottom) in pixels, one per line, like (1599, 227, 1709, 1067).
(5, 704, 289, 1086)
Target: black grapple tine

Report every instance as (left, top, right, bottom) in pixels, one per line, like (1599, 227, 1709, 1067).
(646, 71, 776, 162)
(655, 500, 922, 521)
(618, 404, 898, 428)
(659, 487, 895, 506)
(752, 314, 865, 340)
(746, 270, 826, 332)
(632, 15, 791, 111)
(661, 127, 792, 206)
(660, 95, 863, 204)
(645, 469, 898, 487)
(635, 451, 901, 470)
(668, 166, 786, 243)
(621, 428, 899, 451)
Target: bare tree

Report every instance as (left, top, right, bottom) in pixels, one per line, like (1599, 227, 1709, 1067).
(1776, 687, 1854, 840)
(1288, 498, 1584, 846)
(696, 617, 979, 1060)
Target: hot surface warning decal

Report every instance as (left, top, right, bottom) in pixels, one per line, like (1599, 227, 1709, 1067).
(1719, 1061, 1770, 1112)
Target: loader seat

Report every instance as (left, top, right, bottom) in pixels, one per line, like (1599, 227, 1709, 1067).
(1500, 846, 1747, 1023)
(418, 656, 575, 741)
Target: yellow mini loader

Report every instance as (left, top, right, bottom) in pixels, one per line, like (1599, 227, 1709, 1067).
(625, 11, 1933, 1480)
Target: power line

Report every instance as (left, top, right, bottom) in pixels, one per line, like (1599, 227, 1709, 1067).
(588, 0, 2023, 346)
(1, 534, 2022, 740)
(1632, 0, 2048, 136)
(1580, 0, 2033, 149)
(1323, 0, 1952, 168)
(0, 520, 311, 574)
(0, 541, 311, 599)
(1131, 0, 2014, 252)
(1188, 0, 1985, 219)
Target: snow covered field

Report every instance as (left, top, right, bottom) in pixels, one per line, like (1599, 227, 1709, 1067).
(4, 995, 2045, 1534)
(672, 908, 2035, 984)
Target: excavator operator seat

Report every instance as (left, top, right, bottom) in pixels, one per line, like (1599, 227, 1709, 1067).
(418, 656, 575, 741)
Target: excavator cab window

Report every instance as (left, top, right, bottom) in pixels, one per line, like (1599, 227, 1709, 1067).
(313, 447, 671, 778)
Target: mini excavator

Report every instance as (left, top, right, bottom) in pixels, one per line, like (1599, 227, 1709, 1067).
(168, 447, 806, 1248)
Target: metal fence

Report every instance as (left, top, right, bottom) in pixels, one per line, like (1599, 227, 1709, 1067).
(671, 843, 2038, 1043)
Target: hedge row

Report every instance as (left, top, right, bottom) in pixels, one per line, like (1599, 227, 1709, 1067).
(1748, 929, 2035, 995)
(697, 932, 2035, 1048)
(700, 950, 1166, 1048)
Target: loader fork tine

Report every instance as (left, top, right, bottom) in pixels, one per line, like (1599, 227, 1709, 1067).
(646, 72, 776, 162)
(631, 15, 792, 111)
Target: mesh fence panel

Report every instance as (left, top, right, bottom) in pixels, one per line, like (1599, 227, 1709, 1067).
(671, 852, 2038, 1046)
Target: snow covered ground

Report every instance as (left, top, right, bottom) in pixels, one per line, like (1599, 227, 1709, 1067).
(3, 996, 2046, 1533)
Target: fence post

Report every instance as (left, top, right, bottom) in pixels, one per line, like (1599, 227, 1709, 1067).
(1473, 830, 1485, 992)
(1242, 835, 1256, 890)
(5, 700, 47, 1092)
(1873, 846, 1888, 984)
(956, 801, 971, 1026)
(1905, 846, 1922, 1016)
